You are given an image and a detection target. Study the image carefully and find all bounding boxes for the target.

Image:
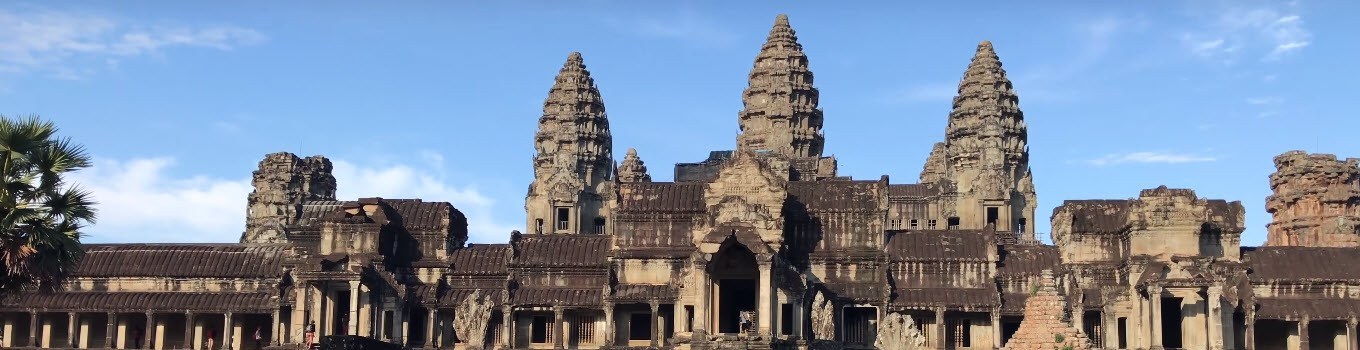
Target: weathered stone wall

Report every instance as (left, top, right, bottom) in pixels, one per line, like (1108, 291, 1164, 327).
(243, 152, 336, 243)
(1266, 150, 1360, 247)
(1128, 186, 1244, 261)
(1002, 270, 1089, 350)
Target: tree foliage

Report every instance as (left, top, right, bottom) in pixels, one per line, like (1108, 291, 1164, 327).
(0, 115, 96, 295)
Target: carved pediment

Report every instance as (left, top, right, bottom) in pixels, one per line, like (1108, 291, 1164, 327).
(695, 150, 788, 252)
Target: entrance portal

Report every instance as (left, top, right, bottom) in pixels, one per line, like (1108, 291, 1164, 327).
(709, 237, 758, 335)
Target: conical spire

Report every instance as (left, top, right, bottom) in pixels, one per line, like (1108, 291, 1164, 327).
(617, 148, 652, 183)
(945, 41, 1027, 170)
(533, 51, 613, 180)
(736, 14, 824, 158)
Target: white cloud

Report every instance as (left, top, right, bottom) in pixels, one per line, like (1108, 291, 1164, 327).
(1181, 4, 1311, 63)
(1087, 152, 1217, 166)
(1246, 96, 1283, 105)
(605, 12, 737, 47)
(73, 154, 518, 244)
(0, 7, 265, 78)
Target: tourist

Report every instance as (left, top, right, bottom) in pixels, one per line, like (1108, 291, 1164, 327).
(205, 330, 215, 350)
(254, 326, 263, 349)
(304, 321, 316, 346)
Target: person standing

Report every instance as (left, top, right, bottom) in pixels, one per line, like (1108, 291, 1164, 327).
(205, 330, 215, 350)
(304, 321, 316, 347)
(254, 327, 263, 350)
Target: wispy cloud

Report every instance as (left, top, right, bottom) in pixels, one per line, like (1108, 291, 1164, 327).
(1087, 152, 1217, 166)
(1180, 3, 1311, 63)
(603, 12, 737, 47)
(0, 6, 265, 79)
(1246, 96, 1283, 105)
(73, 153, 518, 244)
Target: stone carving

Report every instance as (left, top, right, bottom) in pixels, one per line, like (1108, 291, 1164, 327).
(696, 150, 788, 249)
(454, 290, 496, 350)
(1002, 270, 1089, 350)
(1266, 150, 1360, 247)
(243, 152, 336, 244)
(919, 142, 947, 184)
(736, 14, 824, 158)
(617, 147, 652, 182)
(873, 312, 925, 350)
(811, 291, 835, 341)
(525, 52, 614, 233)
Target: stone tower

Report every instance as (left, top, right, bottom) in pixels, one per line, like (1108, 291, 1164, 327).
(736, 14, 824, 158)
(939, 41, 1037, 239)
(1265, 150, 1360, 247)
(242, 152, 337, 243)
(526, 52, 614, 235)
(617, 148, 651, 183)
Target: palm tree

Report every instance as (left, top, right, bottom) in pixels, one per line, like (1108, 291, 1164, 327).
(0, 115, 96, 296)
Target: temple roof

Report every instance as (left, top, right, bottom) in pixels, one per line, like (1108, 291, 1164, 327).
(4, 292, 275, 313)
(511, 234, 609, 268)
(998, 244, 1060, 277)
(888, 183, 938, 198)
(1245, 246, 1360, 281)
(886, 230, 994, 262)
(891, 288, 997, 309)
(76, 244, 287, 279)
(450, 244, 510, 275)
(1056, 199, 1131, 233)
(512, 287, 602, 307)
(1256, 298, 1360, 320)
(787, 180, 883, 211)
(616, 182, 705, 212)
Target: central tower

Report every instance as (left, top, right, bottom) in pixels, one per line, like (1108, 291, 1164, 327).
(736, 14, 825, 158)
(525, 52, 614, 235)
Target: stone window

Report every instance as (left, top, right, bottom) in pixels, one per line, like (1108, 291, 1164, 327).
(573, 314, 596, 345)
(986, 207, 999, 228)
(928, 219, 937, 229)
(629, 312, 652, 340)
(949, 319, 971, 348)
(555, 207, 571, 231)
(947, 217, 960, 230)
(535, 219, 544, 234)
(593, 217, 606, 235)
(531, 315, 551, 344)
(909, 219, 919, 229)
(1016, 218, 1026, 233)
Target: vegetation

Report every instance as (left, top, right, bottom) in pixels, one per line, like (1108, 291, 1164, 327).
(0, 115, 96, 296)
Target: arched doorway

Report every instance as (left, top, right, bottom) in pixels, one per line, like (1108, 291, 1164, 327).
(709, 236, 759, 334)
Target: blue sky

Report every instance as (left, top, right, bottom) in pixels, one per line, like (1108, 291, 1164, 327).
(2, 1, 1356, 245)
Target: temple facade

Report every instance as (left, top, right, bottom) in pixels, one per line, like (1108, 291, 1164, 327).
(4, 14, 1360, 350)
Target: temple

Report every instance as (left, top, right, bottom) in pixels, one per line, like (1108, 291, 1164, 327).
(4, 14, 1360, 350)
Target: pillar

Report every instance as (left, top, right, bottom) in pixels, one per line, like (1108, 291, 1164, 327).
(223, 312, 234, 350)
(793, 295, 805, 339)
(426, 308, 437, 347)
(143, 312, 154, 350)
(757, 261, 773, 336)
(349, 281, 361, 336)
(29, 312, 39, 347)
(934, 308, 945, 350)
(990, 310, 1002, 349)
(650, 302, 661, 347)
(602, 305, 614, 347)
(68, 312, 77, 348)
(553, 307, 565, 350)
(1207, 288, 1222, 350)
(501, 306, 514, 348)
(319, 284, 330, 339)
(1299, 317, 1310, 350)
(291, 283, 307, 345)
(270, 308, 281, 346)
(673, 303, 686, 338)
(1347, 318, 1357, 350)
(2, 314, 13, 348)
(397, 305, 408, 345)
(106, 313, 117, 349)
(357, 284, 369, 338)
(1150, 287, 1163, 349)
(184, 313, 194, 350)
(116, 314, 127, 349)
(694, 260, 710, 335)
(193, 316, 204, 350)
(155, 314, 167, 350)
(1245, 309, 1256, 350)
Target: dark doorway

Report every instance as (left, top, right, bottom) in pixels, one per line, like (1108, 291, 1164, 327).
(844, 308, 878, 346)
(333, 291, 352, 336)
(1000, 316, 1022, 345)
(1117, 317, 1128, 349)
(1162, 297, 1183, 349)
(710, 236, 758, 335)
(986, 207, 999, 228)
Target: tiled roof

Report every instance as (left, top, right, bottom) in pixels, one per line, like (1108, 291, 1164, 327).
(1000, 293, 1028, 315)
(383, 199, 460, 230)
(891, 288, 997, 308)
(512, 235, 609, 267)
(787, 181, 883, 211)
(297, 201, 347, 227)
(886, 230, 993, 262)
(823, 281, 884, 302)
(998, 245, 1060, 276)
(617, 182, 705, 212)
(1256, 298, 1360, 320)
(2, 292, 275, 312)
(76, 244, 287, 279)
(439, 288, 509, 307)
(1246, 247, 1360, 281)
(610, 284, 676, 301)
(512, 288, 602, 307)
(450, 244, 509, 275)
(887, 184, 937, 198)
(1056, 200, 1130, 233)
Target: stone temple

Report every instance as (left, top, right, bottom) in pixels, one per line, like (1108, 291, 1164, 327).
(3, 14, 1360, 350)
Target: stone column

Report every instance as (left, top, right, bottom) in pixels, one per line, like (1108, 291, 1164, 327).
(184, 313, 194, 350)
(397, 305, 408, 345)
(990, 310, 1002, 349)
(793, 294, 805, 339)
(650, 302, 661, 347)
(270, 308, 281, 346)
(357, 284, 369, 338)
(29, 312, 39, 347)
(426, 309, 437, 347)
(934, 308, 945, 350)
(673, 303, 686, 337)
(68, 312, 77, 348)
(1299, 317, 1310, 350)
(1150, 286, 1163, 350)
(757, 261, 773, 336)
(41, 314, 52, 348)
(1207, 288, 1222, 350)
(143, 312, 154, 350)
(106, 313, 117, 349)
(116, 314, 128, 349)
(694, 261, 710, 335)
(193, 316, 204, 350)
(0, 314, 11, 348)
(552, 307, 565, 350)
(1343, 315, 1354, 348)
(602, 304, 614, 347)
(349, 281, 361, 336)
(291, 282, 307, 345)
(223, 312, 234, 350)
(1244, 309, 1256, 350)
(501, 306, 514, 349)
